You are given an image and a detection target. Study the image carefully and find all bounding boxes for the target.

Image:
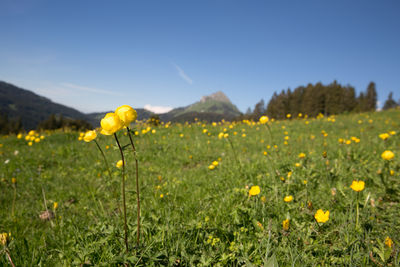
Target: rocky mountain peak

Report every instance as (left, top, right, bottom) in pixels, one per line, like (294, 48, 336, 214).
(200, 91, 231, 104)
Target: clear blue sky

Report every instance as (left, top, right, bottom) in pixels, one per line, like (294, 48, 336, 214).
(1, 0, 399, 113)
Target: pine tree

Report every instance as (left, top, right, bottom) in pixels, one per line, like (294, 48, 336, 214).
(365, 82, 378, 111)
(383, 92, 398, 110)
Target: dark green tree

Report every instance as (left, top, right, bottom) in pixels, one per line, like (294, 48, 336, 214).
(383, 92, 398, 110)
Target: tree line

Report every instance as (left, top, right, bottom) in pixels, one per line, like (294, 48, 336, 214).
(242, 81, 399, 121)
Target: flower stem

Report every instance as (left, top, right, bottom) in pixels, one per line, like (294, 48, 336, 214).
(356, 192, 359, 229)
(94, 140, 112, 181)
(6, 249, 16, 267)
(114, 133, 129, 253)
(127, 127, 140, 247)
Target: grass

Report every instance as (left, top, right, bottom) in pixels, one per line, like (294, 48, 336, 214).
(0, 110, 399, 266)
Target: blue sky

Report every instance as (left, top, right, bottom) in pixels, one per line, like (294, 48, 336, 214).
(1, 0, 399, 113)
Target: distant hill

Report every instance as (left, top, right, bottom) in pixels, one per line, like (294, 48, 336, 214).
(0, 81, 92, 130)
(0, 81, 242, 130)
(159, 91, 242, 122)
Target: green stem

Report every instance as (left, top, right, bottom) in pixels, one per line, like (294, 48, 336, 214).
(11, 185, 16, 218)
(94, 140, 112, 181)
(356, 192, 359, 229)
(127, 127, 141, 247)
(226, 137, 242, 173)
(114, 133, 129, 253)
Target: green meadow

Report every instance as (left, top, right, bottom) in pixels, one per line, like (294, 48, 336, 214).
(1, 110, 399, 266)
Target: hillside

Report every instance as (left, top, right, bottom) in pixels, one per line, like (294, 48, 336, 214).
(0, 81, 92, 130)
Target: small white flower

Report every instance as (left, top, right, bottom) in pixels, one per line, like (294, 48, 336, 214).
(14, 150, 19, 156)
(4, 159, 10, 164)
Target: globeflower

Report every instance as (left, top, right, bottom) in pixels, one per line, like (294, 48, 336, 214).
(314, 209, 330, 223)
(259, 116, 269, 124)
(298, 152, 306, 158)
(381, 150, 394, 161)
(0, 232, 11, 246)
(116, 160, 123, 168)
(350, 180, 365, 192)
(284, 195, 293, 202)
(379, 133, 390, 140)
(249, 185, 260, 196)
(100, 113, 123, 135)
(115, 105, 137, 127)
(83, 130, 97, 142)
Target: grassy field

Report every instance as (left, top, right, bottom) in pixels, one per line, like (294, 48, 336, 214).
(1, 110, 399, 266)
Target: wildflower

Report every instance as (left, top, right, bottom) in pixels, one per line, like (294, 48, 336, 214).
(116, 160, 123, 168)
(284, 195, 293, 202)
(212, 161, 219, 167)
(295, 163, 301, 167)
(208, 165, 215, 170)
(100, 113, 123, 135)
(115, 105, 137, 127)
(11, 178, 16, 184)
(160, 194, 164, 198)
(379, 133, 390, 140)
(314, 209, 330, 223)
(249, 185, 260, 196)
(83, 130, 97, 142)
(298, 152, 306, 158)
(17, 133, 23, 139)
(259, 116, 269, 124)
(0, 232, 11, 246)
(350, 180, 365, 192)
(256, 221, 264, 230)
(263, 151, 268, 156)
(53, 202, 58, 210)
(381, 150, 394, 161)
(282, 219, 289, 231)
(303, 180, 307, 185)
(385, 236, 393, 248)
(261, 196, 267, 203)
(286, 114, 291, 118)
(389, 131, 396, 135)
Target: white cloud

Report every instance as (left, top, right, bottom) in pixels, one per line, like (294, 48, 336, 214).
(60, 82, 122, 96)
(144, 104, 173, 114)
(172, 63, 193, 85)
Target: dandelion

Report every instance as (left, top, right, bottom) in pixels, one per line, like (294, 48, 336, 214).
(381, 150, 394, 161)
(284, 195, 293, 202)
(314, 209, 330, 223)
(249, 185, 260, 196)
(282, 219, 290, 231)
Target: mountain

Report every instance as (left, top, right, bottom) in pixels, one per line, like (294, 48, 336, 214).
(159, 91, 242, 122)
(0, 81, 92, 130)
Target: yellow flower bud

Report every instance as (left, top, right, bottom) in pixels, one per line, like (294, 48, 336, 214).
(83, 130, 97, 142)
(115, 105, 137, 127)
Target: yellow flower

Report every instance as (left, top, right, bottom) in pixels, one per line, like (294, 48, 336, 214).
(100, 113, 123, 135)
(160, 194, 164, 198)
(314, 209, 330, 223)
(11, 177, 16, 184)
(208, 164, 215, 170)
(259, 116, 269, 124)
(379, 133, 390, 140)
(0, 232, 11, 246)
(298, 152, 306, 158)
(284, 195, 293, 202)
(116, 160, 123, 168)
(286, 114, 291, 118)
(282, 219, 290, 231)
(249, 185, 260, 196)
(212, 161, 219, 167)
(53, 202, 58, 210)
(389, 131, 396, 135)
(350, 180, 365, 192)
(17, 133, 23, 139)
(83, 130, 97, 142)
(28, 142, 33, 146)
(295, 162, 301, 167)
(385, 236, 393, 248)
(115, 105, 137, 127)
(381, 150, 395, 161)
(261, 196, 267, 203)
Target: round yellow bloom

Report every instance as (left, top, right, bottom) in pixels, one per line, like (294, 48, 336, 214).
(259, 116, 269, 124)
(282, 219, 290, 231)
(208, 164, 215, 170)
(17, 133, 23, 139)
(83, 130, 97, 142)
(53, 202, 58, 210)
(116, 160, 123, 168)
(212, 161, 219, 167)
(286, 114, 291, 118)
(350, 180, 365, 192)
(0, 232, 11, 246)
(11, 177, 16, 184)
(379, 133, 390, 140)
(249, 185, 260, 196)
(100, 113, 123, 135)
(115, 105, 137, 127)
(284, 195, 293, 202)
(314, 209, 330, 223)
(298, 152, 306, 158)
(381, 150, 394, 161)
